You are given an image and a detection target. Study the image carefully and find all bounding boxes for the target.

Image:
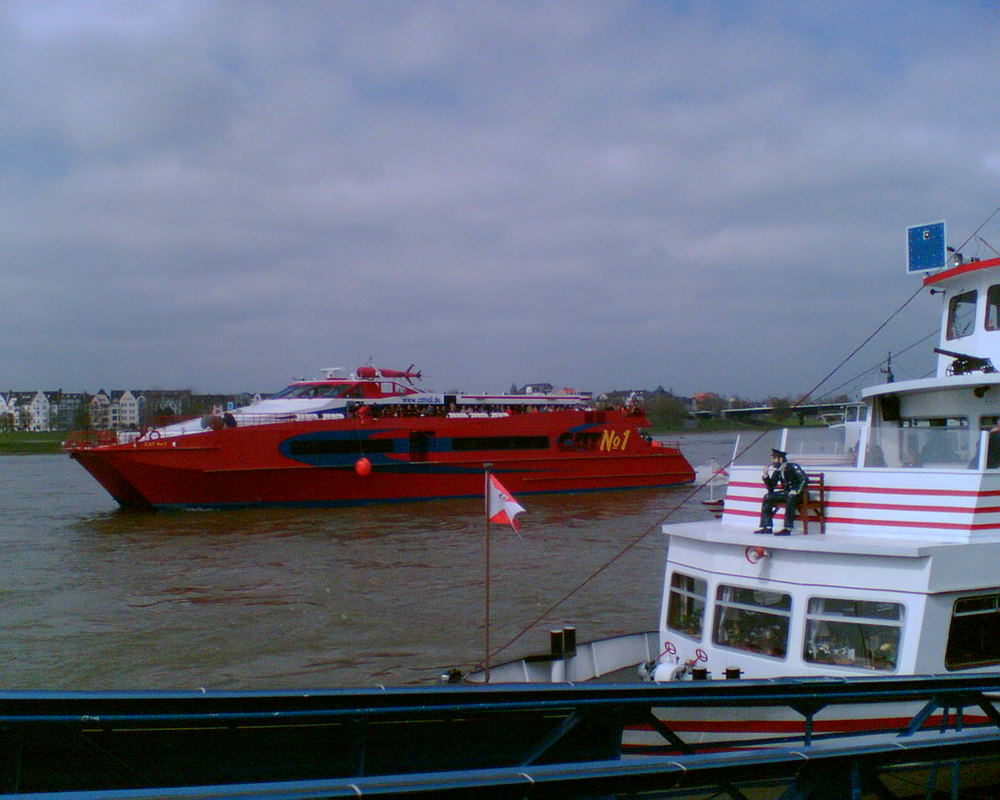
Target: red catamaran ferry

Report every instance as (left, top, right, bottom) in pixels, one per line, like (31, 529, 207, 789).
(64, 366, 694, 510)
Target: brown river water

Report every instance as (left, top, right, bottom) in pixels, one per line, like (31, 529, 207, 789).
(0, 433, 734, 690)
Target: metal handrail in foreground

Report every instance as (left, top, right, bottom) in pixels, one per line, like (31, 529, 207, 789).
(2, 729, 1000, 799)
(0, 673, 998, 795)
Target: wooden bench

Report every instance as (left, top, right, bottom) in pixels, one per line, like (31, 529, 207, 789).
(798, 472, 827, 534)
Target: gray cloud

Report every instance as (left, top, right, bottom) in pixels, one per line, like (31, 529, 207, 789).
(2, 0, 998, 398)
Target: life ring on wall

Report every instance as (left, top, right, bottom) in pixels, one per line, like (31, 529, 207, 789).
(744, 545, 768, 564)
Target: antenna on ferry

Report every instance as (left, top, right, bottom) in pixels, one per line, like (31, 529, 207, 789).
(978, 236, 1000, 257)
(881, 352, 894, 383)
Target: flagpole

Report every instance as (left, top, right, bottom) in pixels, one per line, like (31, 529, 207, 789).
(483, 462, 492, 683)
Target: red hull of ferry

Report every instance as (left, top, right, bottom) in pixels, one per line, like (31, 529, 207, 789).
(67, 409, 694, 510)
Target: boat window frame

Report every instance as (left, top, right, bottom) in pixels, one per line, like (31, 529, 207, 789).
(986, 284, 1000, 331)
(711, 584, 792, 659)
(867, 416, 973, 468)
(946, 289, 978, 340)
(944, 593, 1000, 670)
(802, 597, 903, 672)
(665, 571, 707, 640)
(271, 382, 356, 400)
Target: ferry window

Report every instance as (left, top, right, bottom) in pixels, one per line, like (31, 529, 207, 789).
(945, 594, 1000, 669)
(556, 431, 601, 451)
(871, 417, 971, 468)
(451, 436, 550, 451)
(803, 598, 902, 671)
(987, 285, 1000, 331)
(272, 384, 353, 399)
(712, 585, 791, 658)
(272, 384, 312, 399)
(289, 438, 394, 456)
(666, 572, 707, 638)
(946, 290, 977, 340)
(974, 417, 1000, 470)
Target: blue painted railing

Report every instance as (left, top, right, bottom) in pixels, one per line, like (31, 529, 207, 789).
(0, 673, 998, 797)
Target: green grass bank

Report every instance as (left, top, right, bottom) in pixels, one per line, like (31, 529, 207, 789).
(0, 432, 67, 454)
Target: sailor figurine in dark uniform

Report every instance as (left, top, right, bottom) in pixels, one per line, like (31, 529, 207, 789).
(755, 448, 809, 535)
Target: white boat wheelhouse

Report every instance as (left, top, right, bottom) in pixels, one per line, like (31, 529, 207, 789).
(656, 256, 1000, 683)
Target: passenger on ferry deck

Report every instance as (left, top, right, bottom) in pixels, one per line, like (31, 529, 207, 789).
(754, 448, 809, 536)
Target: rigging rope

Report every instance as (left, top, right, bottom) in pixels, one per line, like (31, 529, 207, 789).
(816, 327, 938, 399)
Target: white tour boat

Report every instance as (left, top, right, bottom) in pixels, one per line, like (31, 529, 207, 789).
(473, 235, 1000, 755)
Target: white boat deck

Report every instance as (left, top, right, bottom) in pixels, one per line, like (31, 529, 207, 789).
(669, 519, 959, 558)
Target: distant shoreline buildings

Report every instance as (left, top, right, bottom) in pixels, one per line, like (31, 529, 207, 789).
(1, 385, 784, 433)
(0, 389, 258, 432)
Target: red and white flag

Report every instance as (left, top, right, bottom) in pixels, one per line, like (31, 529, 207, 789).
(487, 474, 526, 534)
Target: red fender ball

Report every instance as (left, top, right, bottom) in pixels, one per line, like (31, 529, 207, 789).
(355, 457, 372, 476)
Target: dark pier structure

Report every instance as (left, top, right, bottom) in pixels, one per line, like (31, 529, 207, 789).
(1, 673, 999, 799)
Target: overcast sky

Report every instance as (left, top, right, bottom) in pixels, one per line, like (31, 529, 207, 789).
(2, 1, 999, 400)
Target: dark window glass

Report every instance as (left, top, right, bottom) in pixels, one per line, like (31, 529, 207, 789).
(946, 594, 1000, 669)
(712, 584, 791, 658)
(451, 436, 549, 451)
(803, 597, 902, 671)
(987, 285, 1000, 331)
(666, 572, 707, 638)
(947, 290, 977, 340)
(273, 383, 354, 399)
(290, 438, 393, 455)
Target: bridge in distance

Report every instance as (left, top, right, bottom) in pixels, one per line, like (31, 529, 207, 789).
(692, 401, 862, 422)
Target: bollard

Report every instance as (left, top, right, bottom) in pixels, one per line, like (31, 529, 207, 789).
(563, 626, 576, 656)
(550, 629, 564, 659)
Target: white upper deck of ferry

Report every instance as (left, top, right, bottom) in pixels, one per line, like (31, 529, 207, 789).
(133, 367, 595, 441)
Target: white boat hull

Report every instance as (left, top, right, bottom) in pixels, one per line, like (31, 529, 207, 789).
(623, 700, 994, 754)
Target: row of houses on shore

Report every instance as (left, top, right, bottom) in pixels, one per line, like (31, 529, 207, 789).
(0, 390, 258, 432)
